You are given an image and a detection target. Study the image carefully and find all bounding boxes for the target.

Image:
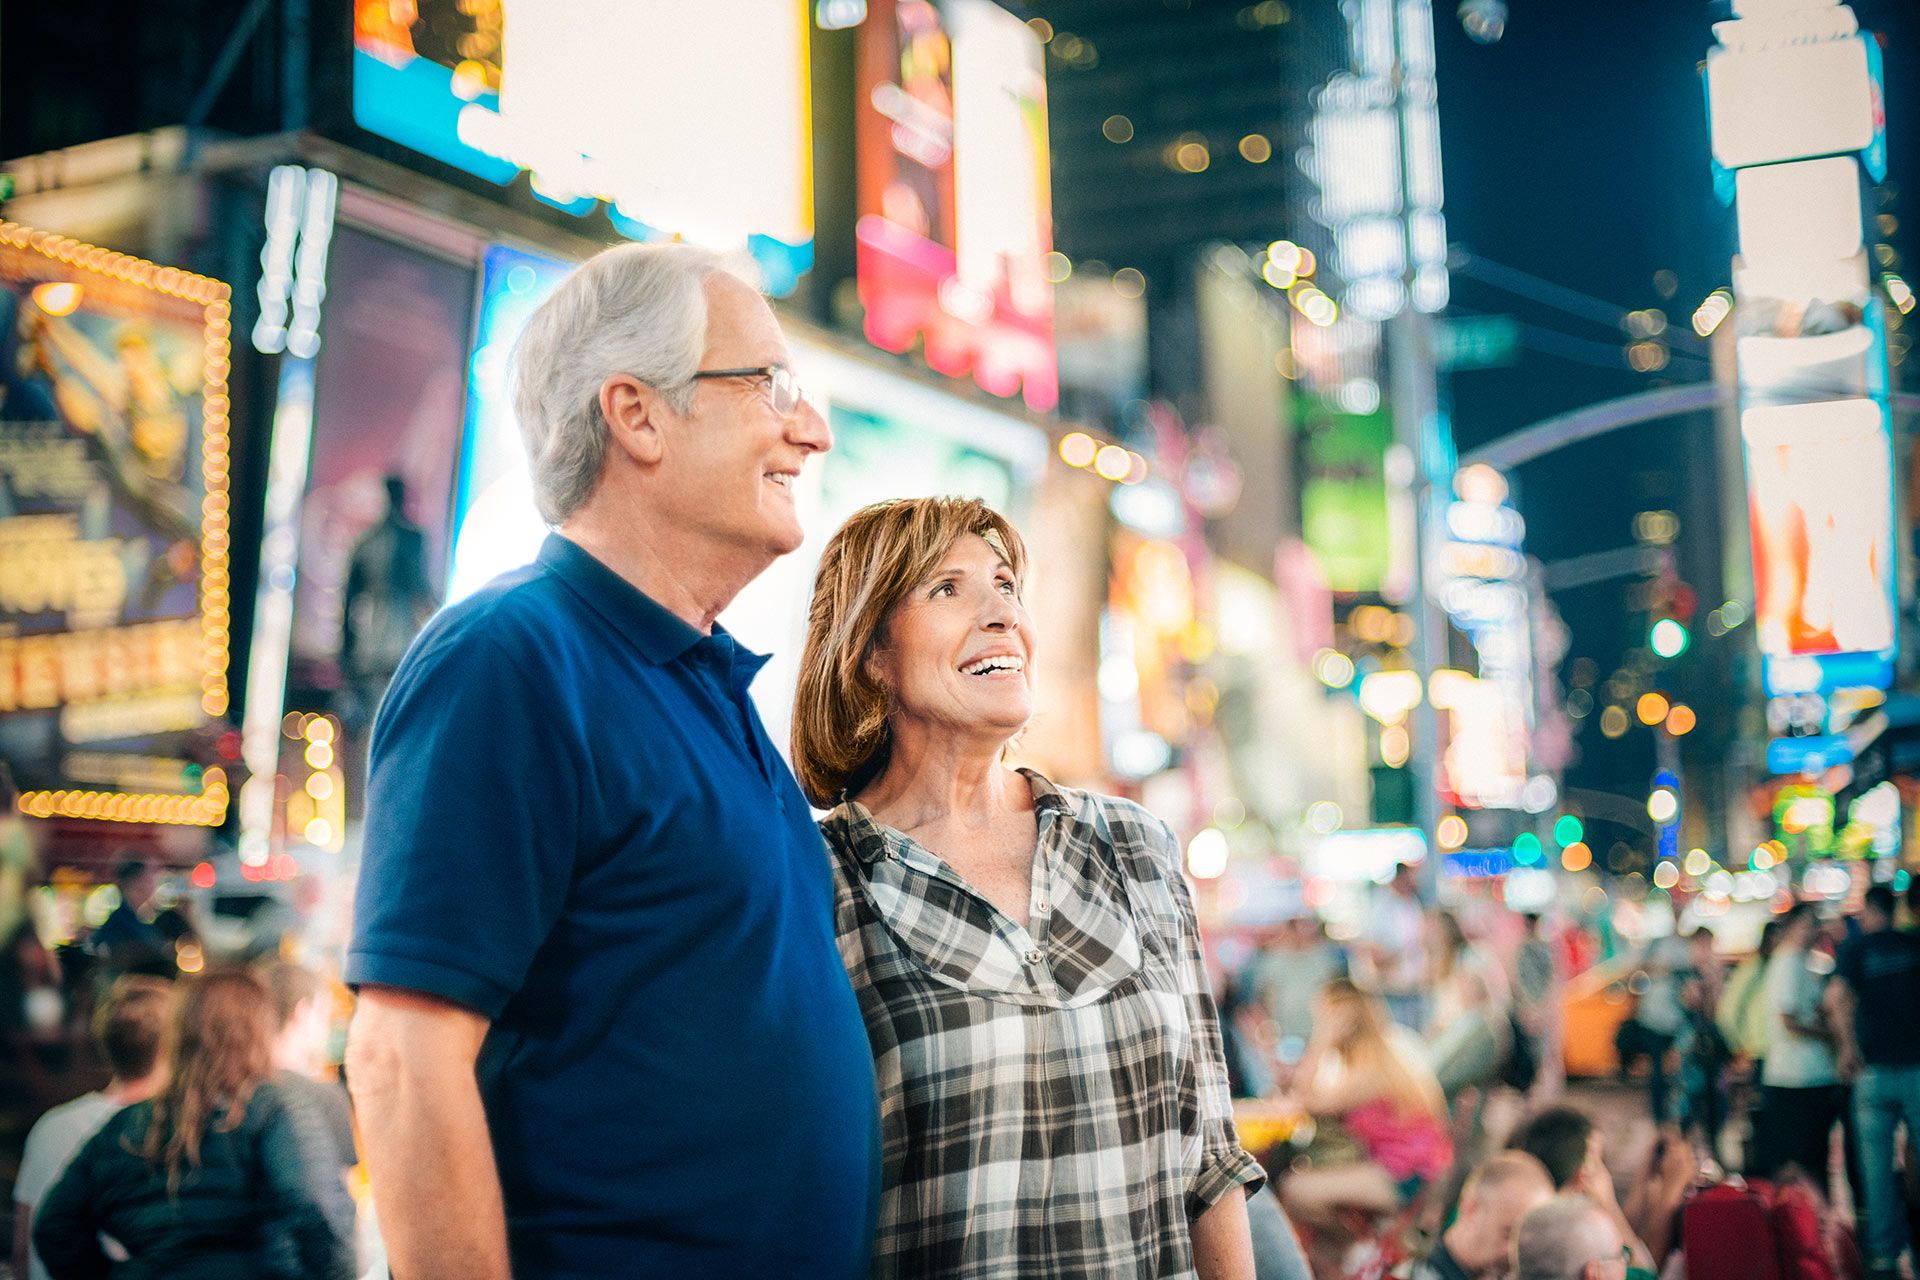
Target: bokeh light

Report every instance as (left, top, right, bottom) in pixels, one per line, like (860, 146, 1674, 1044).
(1187, 828, 1229, 879)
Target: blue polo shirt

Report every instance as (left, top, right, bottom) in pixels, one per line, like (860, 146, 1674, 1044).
(347, 534, 879, 1279)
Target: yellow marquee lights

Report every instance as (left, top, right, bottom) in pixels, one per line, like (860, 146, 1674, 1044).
(2, 222, 233, 827)
(19, 769, 229, 825)
(283, 713, 346, 853)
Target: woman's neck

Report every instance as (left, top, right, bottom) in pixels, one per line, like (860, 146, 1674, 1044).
(858, 724, 1025, 832)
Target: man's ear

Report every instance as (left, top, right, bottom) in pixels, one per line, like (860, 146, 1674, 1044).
(599, 373, 669, 468)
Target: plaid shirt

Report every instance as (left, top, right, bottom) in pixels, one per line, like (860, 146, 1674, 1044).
(821, 770, 1266, 1279)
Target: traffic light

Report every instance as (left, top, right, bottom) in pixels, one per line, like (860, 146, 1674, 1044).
(1650, 617, 1690, 658)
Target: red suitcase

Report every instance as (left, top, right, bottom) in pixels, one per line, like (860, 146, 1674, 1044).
(1683, 1181, 1782, 1280)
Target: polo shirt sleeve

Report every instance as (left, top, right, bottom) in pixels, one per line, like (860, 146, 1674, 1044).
(347, 632, 581, 1019)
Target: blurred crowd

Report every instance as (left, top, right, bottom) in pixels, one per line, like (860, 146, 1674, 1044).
(1217, 870, 1920, 1280)
(6, 852, 1920, 1280)
(1, 855, 355, 1280)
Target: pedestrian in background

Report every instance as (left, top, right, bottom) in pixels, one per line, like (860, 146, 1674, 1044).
(1679, 928, 1731, 1157)
(1828, 884, 1920, 1280)
(261, 962, 356, 1253)
(33, 968, 351, 1280)
(1511, 1194, 1631, 1280)
(1615, 929, 1692, 1125)
(1755, 902, 1843, 1195)
(1252, 913, 1348, 1069)
(1715, 917, 1783, 1172)
(1361, 863, 1430, 1030)
(12, 976, 171, 1280)
(1425, 909, 1511, 1103)
(1513, 912, 1564, 1101)
(89, 860, 172, 980)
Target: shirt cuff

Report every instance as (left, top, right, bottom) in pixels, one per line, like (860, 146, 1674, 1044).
(344, 948, 512, 1019)
(1189, 1144, 1268, 1217)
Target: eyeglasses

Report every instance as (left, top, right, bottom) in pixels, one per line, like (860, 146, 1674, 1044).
(689, 365, 808, 418)
(1590, 1245, 1633, 1272)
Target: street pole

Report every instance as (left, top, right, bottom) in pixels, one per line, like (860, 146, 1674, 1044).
(1386, 0, 1453, 898)
(1390, 311, 1450, 898)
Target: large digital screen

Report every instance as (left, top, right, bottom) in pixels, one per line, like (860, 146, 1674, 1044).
(446, 243, 573, 604)
(856, 0, 1057, 410)
(0, 225, 233, 825)
(1744, 397, 1896, 659)
(352, 0, 814, 295)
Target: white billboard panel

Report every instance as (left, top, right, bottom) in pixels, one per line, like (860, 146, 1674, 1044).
(1735, 158, 1864, 263)
(1708, 36, 1875, 169)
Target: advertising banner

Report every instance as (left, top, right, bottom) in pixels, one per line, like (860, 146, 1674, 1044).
(352, 0, 814, 294)
(1743, 398, 1896, 660)
(293, 226, 473, 684)
(856, 0, 1057, 409)
(0, 225, 232, 825)
(1298, 399, 1394, 595)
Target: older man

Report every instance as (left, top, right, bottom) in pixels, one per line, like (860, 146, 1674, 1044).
(345, 245, 875, 1280)
(1512, 1195, 1631, 1280)
(1415, 1151, 1556, 1280)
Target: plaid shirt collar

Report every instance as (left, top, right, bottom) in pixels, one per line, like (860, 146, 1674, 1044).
(825, 769, 1140, 1008)
(835, 767, 1075, 865)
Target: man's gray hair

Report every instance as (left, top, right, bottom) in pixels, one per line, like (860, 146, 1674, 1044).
(510, 242, 745, 524)
(1513, 1194, 1618, 1280)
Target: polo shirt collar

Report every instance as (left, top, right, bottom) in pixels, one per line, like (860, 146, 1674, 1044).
(537, 533, 714, 667)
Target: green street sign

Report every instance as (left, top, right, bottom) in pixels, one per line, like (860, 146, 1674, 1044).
(1437, 315, 1521, 370)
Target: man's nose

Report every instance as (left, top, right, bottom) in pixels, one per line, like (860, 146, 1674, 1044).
(790, 397, 832, 453)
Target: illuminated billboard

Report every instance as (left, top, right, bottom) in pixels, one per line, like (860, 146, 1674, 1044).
(352, 0, 814, 295)
(856, 0, 1057, 410)
(0, 224, 232, 825)
(1713, 1, 1896, 697)
(1299, 399, 1395, 595)
(1744, 398, 1896, 659)
(1708, 31, 1884, 173)
(447, 243, 574, 604)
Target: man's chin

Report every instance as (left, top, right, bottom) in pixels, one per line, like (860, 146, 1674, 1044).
(764, 520, 807, 558)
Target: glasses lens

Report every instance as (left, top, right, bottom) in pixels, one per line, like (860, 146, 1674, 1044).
(771, 368, 800, 416)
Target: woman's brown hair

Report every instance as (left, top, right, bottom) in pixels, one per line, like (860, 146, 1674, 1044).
(792, 496, 1028, 807)
(140, 968, 277, 1189)
(1316, 978, 1447, 1121)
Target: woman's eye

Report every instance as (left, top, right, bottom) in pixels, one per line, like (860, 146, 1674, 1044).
(931, 583, 955, 598)
(997, 579, 1017, 595)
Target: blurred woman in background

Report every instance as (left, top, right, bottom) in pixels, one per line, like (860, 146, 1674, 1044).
(33, 968, 352, 1280)
(1277, 978, 1452, 1264)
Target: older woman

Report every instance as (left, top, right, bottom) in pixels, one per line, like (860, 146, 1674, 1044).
(793, 496, 1264, 1279)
